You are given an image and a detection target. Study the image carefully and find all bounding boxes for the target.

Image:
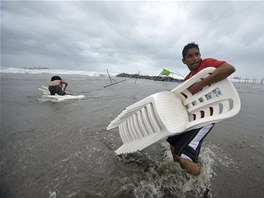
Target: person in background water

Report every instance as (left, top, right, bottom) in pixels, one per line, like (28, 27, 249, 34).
(48, 76, 68, 95)
(167, 42, 235, 176)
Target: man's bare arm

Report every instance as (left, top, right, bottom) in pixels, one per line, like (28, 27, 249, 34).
(188, 63, 235, 95)
(61, 80, 68, 91)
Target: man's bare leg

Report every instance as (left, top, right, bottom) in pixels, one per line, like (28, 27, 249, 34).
(170, 145, 201, 176)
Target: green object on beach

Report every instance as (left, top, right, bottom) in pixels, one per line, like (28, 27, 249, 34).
(160, 69, 171, 76)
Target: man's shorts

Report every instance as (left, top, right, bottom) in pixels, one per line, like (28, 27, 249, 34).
(166, 124, 214, 162)
(48, 85, 66, 96)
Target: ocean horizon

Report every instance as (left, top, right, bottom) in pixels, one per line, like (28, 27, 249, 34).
(1, 67, 263, 84)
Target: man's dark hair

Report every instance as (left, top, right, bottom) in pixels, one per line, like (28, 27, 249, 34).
(51, 76, 62, 81)
(182, 42, 200, 58)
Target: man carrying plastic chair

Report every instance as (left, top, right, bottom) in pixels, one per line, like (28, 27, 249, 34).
(167, 42, 235, 176)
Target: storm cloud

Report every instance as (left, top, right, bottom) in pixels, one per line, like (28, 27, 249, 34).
(1, 1, 264, 78)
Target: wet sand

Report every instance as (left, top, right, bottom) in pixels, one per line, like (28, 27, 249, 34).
(0, 73, 263, 197)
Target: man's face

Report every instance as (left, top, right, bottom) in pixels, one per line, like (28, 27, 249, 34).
(182, 47, 201, 72)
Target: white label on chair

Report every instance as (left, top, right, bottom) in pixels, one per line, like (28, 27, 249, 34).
(205, 88, 222, 100)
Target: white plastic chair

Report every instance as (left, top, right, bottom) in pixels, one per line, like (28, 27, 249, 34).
(38, 86, 50, 95)
(170, 67, 241, 130)
(107, 67, 241, 154)
(38, 86, 85, 101)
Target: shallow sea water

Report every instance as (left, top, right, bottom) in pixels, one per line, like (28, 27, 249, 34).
(1, 73, 263, 198)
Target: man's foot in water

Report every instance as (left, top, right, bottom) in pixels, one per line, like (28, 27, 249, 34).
(170, 145, 201, 176)
(175, 156, 201, 176)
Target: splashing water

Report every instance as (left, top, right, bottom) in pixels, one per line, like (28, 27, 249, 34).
(111, 141, 231, 198)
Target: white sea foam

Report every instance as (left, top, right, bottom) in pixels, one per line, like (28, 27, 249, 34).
(0, 67, 118, 77)
(48, 191, 56, 198)
(129, 141, 233, 197)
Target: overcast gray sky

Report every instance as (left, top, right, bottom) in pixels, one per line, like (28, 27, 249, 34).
(1, 1, 264, 78)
